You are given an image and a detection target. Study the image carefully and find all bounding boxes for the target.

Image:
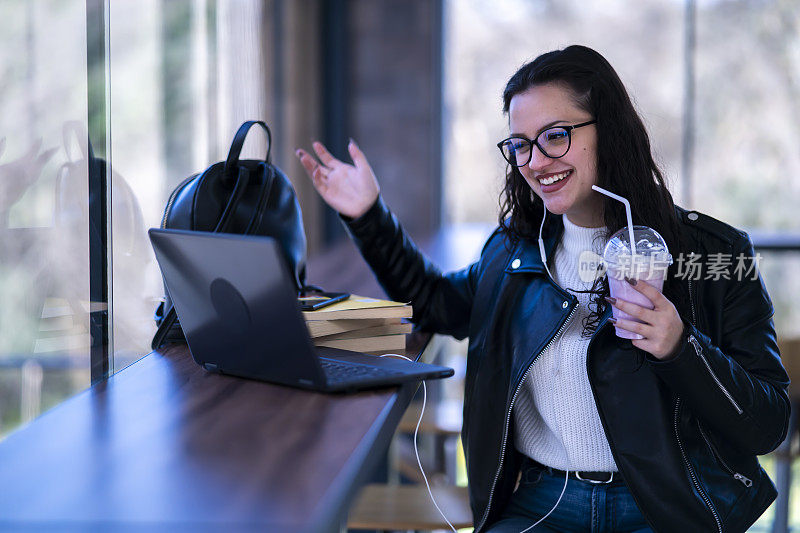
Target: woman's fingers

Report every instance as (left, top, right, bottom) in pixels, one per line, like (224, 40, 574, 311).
(312, 166, 328, 188)
(347, 139, 369, 169)
(609, 317, 646, 339)
(312, 141, 340, 168)
(624, 277, 669, 309)
(610, 318, 645, 340)
(296, 149, 329, 193)
(296, 149, 317, 175)
(605, 296, 656, 323)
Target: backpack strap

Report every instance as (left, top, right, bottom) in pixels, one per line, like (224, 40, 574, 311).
(223, 121, 272, 186)
(213, 166, 251, 232)
(151, 303, 178, 351)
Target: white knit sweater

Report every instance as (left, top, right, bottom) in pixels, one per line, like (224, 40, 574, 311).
(512, 214, 617, 472)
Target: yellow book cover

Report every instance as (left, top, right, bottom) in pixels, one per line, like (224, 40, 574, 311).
(306, 317, 404, 338)
(313, 321, 413, 340)
(314, 334, 407, 353)
(302, 295, 412, 321)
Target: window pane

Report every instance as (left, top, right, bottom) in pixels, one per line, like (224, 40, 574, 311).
(694, 1, 800, 231)
(0, 1, 90, 437)
(443, 0, 684, 224)
(694, 2, 800, 346)
(106, 0, 169, 369)
(108, 0, 271, 369)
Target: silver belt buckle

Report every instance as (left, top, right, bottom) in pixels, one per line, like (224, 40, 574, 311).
(575, 471, 614, 484)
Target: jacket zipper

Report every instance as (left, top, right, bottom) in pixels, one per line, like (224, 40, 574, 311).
(475, 301, 576, 532)
(683, 279, 730, 529)
(697, 421, 753, 487)
(160, 175, 196, 228)
(674, 398, 723, 533)
(688, 334, 744, 415)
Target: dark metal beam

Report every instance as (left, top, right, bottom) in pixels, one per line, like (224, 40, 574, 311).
(432, 0, 444, 228)
(681, 0, 696, 208)
(86, 0, 110, 383)
(321, 0, 349, 244)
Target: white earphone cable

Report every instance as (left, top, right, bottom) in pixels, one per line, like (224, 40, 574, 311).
(518, 469, 569, 533)
(379, 351, 569, 532)
(538, 202, 555, 281)
(379, 354, 458, 532)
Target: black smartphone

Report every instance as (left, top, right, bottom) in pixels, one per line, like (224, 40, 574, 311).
(298, 291, 350, 311)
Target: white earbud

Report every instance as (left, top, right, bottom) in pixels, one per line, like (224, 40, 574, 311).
(538, 202, 555, 281)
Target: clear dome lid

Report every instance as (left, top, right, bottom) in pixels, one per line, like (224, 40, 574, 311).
(602, 225, 673, 267)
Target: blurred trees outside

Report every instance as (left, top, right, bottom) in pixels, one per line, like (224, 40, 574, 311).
(444, 0, 800, 335)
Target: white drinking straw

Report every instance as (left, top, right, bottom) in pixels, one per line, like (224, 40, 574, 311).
(592, 185, 636, 257)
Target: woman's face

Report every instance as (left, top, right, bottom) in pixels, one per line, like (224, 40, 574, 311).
(508, 83, 603, 228)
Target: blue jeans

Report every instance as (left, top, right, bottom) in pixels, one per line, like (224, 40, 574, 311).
(486, 459, 654, 532)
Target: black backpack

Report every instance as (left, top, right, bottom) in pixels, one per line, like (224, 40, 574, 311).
(152, 120, 307, 349)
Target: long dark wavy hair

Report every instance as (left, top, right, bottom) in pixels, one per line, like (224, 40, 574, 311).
(498, 45, 690, 336)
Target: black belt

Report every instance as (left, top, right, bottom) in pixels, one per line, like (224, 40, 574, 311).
(528, 459, 621, 485)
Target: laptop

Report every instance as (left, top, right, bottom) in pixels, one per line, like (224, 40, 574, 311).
(148, 228, 454, 392)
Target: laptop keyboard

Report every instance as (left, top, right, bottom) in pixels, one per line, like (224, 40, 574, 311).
(319, 358, 404, 385)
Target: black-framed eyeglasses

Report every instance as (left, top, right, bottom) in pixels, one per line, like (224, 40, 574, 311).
(497, 120, 597, 167)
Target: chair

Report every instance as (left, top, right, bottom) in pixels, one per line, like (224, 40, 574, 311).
(347, 483, 472, 531)
(347, 396, 471, 531)
(395, 398, 463, 484)
(347, 336, 471, 531)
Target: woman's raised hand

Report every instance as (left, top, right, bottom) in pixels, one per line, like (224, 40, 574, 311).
(295, 140, 380, 219)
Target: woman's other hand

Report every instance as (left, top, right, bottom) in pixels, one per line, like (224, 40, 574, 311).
(295, 139, 380, 219)
(606, 278, 686, 360)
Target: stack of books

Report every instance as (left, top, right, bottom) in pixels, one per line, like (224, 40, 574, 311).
(302, 295, 413, 355)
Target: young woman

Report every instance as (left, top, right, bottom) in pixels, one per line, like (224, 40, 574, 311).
(296, 45, 789, 533)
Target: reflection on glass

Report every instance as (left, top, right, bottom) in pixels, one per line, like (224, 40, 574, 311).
(0, 0, 275, 438)
(0, 1, 91, 438)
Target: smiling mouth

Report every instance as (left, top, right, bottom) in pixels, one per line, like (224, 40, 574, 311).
(538, 170, 572, 186)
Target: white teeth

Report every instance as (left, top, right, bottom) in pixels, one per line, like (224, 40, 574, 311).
(539, 170, 571, 185)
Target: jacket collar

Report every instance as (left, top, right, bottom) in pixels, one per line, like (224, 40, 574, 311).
(504, 214, 564, 275)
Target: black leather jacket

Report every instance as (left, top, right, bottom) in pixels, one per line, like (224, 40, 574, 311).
(345, 197, 790, 533)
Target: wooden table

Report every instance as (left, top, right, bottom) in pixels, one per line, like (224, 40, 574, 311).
(0, 339, 429, 531)
(0, 224, 492, 532)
